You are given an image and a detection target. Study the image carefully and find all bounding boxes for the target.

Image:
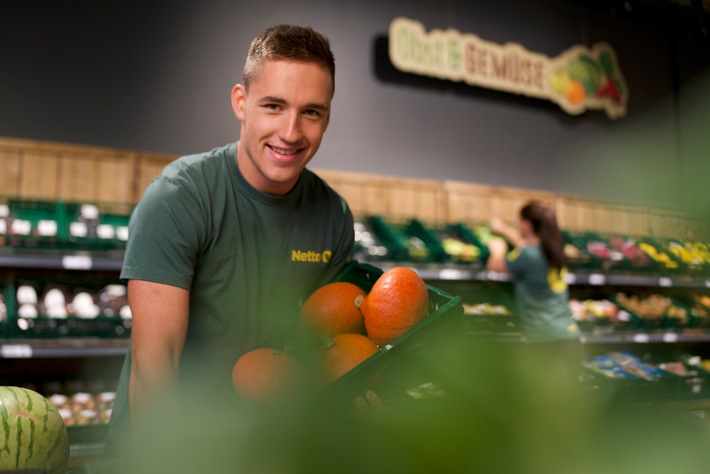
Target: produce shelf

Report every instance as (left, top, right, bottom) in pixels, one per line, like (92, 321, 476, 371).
(0, 338, 129, 358)
(0, 247, 124, 271)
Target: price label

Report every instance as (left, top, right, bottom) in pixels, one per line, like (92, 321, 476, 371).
(0, 220, 6, 235)
(662, 333, 679, 343)
(705, 280, 710, 288)
(62, 255, 93, 270)
(658, 277, 673, 288)
(487, 271, 510, 282)
(1, 344, 33, 358)
(438, 268, 463, 280)
(0, 204, 8, 217)
(588, 274, 606, 286)
(632, 333, 650, 343)
(566, 273, 577, 284)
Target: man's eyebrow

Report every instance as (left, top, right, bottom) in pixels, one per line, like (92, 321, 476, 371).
(259, 96, 330, 111)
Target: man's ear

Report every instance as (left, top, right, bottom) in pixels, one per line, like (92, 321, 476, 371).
(231, 84, 246, 120)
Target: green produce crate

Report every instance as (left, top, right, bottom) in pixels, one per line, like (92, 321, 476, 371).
(457, 281, 518, 334)
(3, 199, 68, 248)
(362, 216, 409, 262)
(651, 238, 709, 277)
(561, 230, 597, 270)
(611, 292, 692, 330)
(5, 278, 131, 339)
(64, 202, 132, 250)
(443, 223, 489, 264)
(381, 218, 449, 263)
(323, 261, 463, 407)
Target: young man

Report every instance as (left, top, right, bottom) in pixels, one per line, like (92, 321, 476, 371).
(105, 24, 354, 453)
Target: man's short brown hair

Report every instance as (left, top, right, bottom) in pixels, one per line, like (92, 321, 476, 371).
(243, 25, 335, 93)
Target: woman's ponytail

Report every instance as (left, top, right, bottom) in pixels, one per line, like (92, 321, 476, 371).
(520, 202, 566, 271)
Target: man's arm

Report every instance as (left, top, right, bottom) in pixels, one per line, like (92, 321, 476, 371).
(128, 279, 190, 426)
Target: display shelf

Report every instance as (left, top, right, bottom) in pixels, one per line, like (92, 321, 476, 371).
(581, 330, 710, 345)
(0, 247, 124, 271)
(0, 338, 129, 358)
(372, 260, 710, 289)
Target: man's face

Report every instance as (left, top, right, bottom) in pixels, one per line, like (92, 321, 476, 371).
(232, 59, 333, 195)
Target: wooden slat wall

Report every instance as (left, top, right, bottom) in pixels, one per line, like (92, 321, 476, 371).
(492, 187, 557, 226)
(0, 149, 23, 197)
(442, 181, 495, 224)
(0, 136, 706, 240)
(0, 137, 139, 204)
(314, 169, 447, 225)
(135, 153, 178, 200)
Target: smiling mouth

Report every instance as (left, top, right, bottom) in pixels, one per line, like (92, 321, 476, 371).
(269, 145, 300, 156)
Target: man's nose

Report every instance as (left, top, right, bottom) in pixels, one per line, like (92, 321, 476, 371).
(280, 112, 302, 143)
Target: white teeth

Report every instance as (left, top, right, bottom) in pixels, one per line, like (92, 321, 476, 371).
(271, 146, 298, 155)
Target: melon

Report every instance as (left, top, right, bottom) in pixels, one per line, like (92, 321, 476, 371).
(0, 386, 69, 474)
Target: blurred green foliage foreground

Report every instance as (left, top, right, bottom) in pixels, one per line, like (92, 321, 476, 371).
(99, 335, 710, 474)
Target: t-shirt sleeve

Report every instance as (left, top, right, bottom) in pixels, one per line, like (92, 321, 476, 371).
(505, 246, 533, 279)
(120, 175, 205, 290)
(318, 196, 355, 286)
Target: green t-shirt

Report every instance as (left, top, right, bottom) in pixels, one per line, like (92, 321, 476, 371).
(109, 142, 353, 431)
(505, 245, 580, 343)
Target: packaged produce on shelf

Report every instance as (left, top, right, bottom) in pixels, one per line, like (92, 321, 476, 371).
(0, 292, 5, 324)
(568, 298, 630, 329)
(584, 352, 663, 381)
(607, 236, 651, 267)
(9, 281, 131, 337)
(637, 241, 679, 270)
(615, 292, 689, 328)
(463, 302, 512, 316)
(657, 361, 700, 378)
(49, 390, 116, 427)
(352, 219, 402, 262)
(665, 240, 706, 270)
(563, 241, 592, 267)
(439, 230, 481, 263)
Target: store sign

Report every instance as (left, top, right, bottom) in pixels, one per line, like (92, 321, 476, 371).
(388, 17, 628, 119)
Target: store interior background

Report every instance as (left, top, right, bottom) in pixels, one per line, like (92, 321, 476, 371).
(1, 0, 709, 218)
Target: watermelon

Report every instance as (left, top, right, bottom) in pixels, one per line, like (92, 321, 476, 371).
(0, 386, 69, 474)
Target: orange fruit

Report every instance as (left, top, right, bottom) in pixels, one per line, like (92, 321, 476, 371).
(565, 79, 585, 106)
(300, 282, 366, 336)
(360, 267, 429, 347)
(231, 348, 301, 404)
(321, 333, 379, 385)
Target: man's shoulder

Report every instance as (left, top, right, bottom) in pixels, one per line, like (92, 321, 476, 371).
(162, 143, 235, 179)
(302, 168, 350, 214)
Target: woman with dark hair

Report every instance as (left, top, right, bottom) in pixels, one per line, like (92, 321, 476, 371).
(486, 201, 581, 348)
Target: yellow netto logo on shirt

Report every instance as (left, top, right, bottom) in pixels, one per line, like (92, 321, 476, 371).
(548, 267, 568, 293)
(291, 249, 332, 264)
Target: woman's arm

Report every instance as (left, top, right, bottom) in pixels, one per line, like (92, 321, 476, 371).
(486, 236, 509, 273)
(490, 217, 525, 249)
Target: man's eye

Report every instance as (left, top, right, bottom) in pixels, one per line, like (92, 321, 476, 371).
(304, 109, 320, 117)
(264, 104, 279, 111)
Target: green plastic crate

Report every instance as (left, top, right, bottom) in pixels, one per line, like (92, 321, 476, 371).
(441, 223, 488, 264)
(4, 199, 68, 248)
(323, 261, 463, 407)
